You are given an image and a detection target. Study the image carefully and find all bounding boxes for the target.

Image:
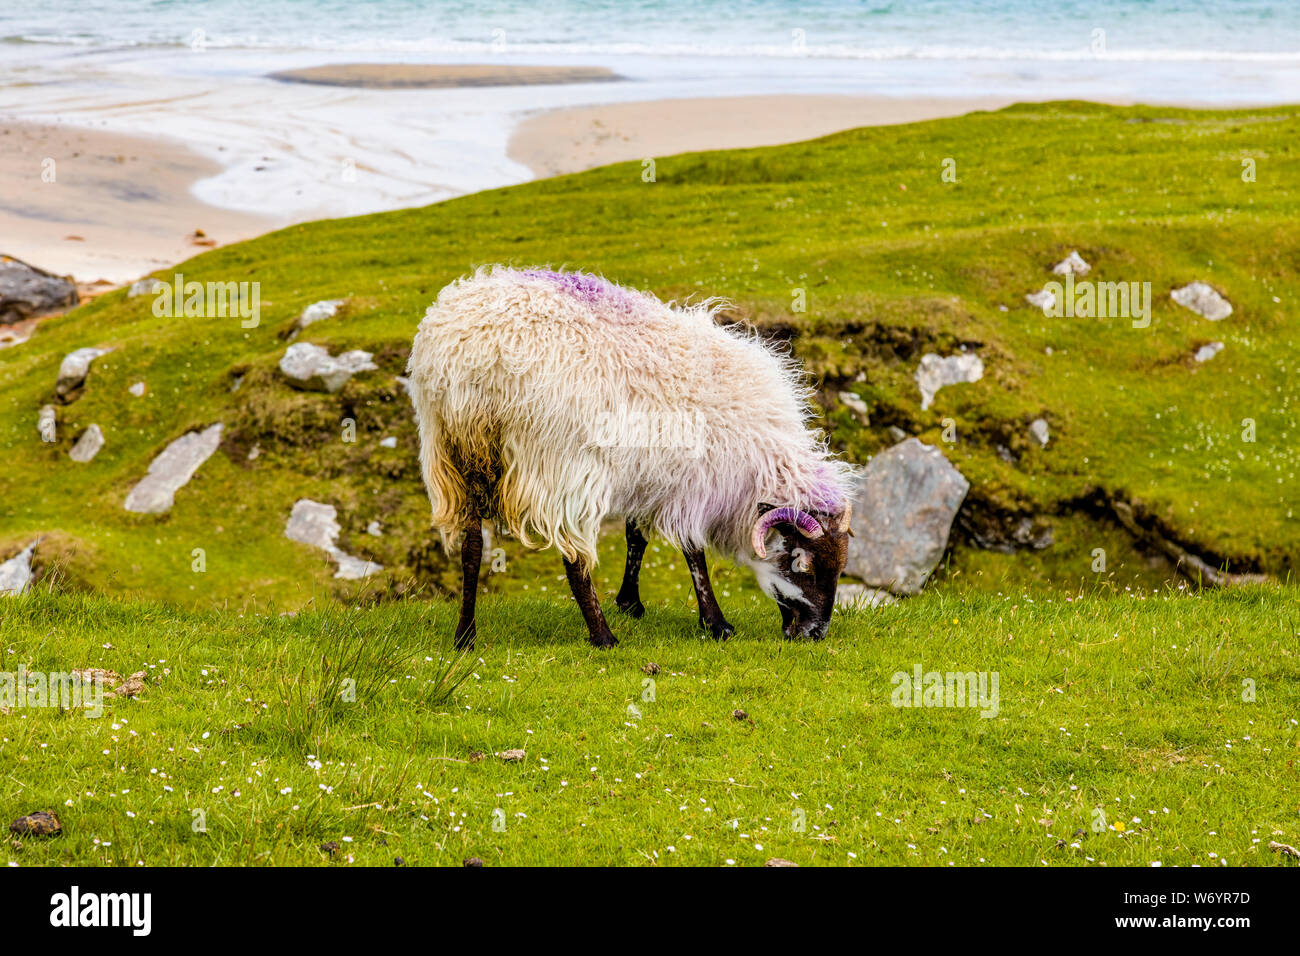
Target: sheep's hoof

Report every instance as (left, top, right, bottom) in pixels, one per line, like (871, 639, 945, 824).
(588, 629, 619, 649)
(702, 618, 734, 641)
(614, 594, 645, 618)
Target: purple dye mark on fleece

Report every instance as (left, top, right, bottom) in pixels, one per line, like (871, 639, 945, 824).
(520, 269, 647, 314)
(807, 475, 846, 514)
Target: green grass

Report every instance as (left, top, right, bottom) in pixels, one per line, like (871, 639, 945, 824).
(2, 586, 1296, 867)
(1, 101, 1297, 605)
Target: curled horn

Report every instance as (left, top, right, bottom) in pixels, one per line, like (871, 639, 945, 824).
(751, 507, 824, 558)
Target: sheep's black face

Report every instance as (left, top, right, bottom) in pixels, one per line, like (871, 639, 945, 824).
(749, 515, 849, 641)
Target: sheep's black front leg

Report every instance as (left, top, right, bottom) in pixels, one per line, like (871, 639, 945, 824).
(455, 515, 482, 650)
(563, 556, 618, 648)
(615, 518, 647, 617)
(684, 547, 734, 639)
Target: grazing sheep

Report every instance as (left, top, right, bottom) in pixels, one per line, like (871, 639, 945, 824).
(407, 267, 854, 648)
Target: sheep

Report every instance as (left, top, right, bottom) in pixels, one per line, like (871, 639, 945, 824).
(406, 266, 855, 648)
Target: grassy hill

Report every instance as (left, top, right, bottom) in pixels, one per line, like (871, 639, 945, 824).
(2, 101, 1297, 610)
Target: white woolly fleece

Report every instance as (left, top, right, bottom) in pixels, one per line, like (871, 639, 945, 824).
(406, 266, 854, 567)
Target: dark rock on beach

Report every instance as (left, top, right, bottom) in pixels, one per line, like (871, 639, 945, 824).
(0, 255, 77, 324)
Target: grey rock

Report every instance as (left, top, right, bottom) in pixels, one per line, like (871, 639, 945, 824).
(37, 405, 57, 443)
(333, 551, 381, 580)
(838, 391, 869, 420)
(279, 342, 376, 393)
(1052, 250, 1090, 276)
(291, 298, 345, 335)
(123, 424, 224, 513)
(845, 439, 970, 595)
(0, 541, 38, 596)
(0, 255, 77, 324)
(887, 425, 908, 443)
(1171, 282, 1232, 321)
(366, 520, 383, 537)
(284, 499, 382, 580)
(1026, 287, 1056, 312)
(56, 346, 113, 401)
(1028, 417, 1050, 447)
(69, 424, 104, 462)
(916, 352, 984, 411)
(1194, 341, 1224, 362)
(127, 277, 164, 298)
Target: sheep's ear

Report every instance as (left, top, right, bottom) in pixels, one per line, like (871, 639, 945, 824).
(834, 502, 853, 533)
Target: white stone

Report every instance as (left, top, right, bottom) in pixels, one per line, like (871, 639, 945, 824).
(69, 424, 104, 462)
(366, 520, 383, 537)
(1194, 341, 1224, 363)
(279, 342, 376, 393)
(1171, 282, 1232, 321)
(124, 424, 224, 513)
(916, 352, 984, 411)
(379, 436, 397, 448)
(838, 391, 869, 418)
(128, 277, 164, 298)
(56, 346, 113, 399)
(129, 381, 146, 397)
(333, 552, 380, 580)
(1052, 251, 1090, 276)
(292, 298, 345, 335)
(37, 405, 56, 443)
(284, 498, 382, 580)
(1028, 417, 1050, 447)
(1026, 288, 1056, 312)
(0, 541, 38, 596)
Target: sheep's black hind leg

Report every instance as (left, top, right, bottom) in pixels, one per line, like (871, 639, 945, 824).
(684, 548, 734, 640)
(454, 515, 482, 650)
(563, 556, 618, 648)
(615, 518, 647, 617)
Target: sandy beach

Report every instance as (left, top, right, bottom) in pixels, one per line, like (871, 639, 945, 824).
(0, 123, 279, 286)
(508, 94, 1021, 178)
